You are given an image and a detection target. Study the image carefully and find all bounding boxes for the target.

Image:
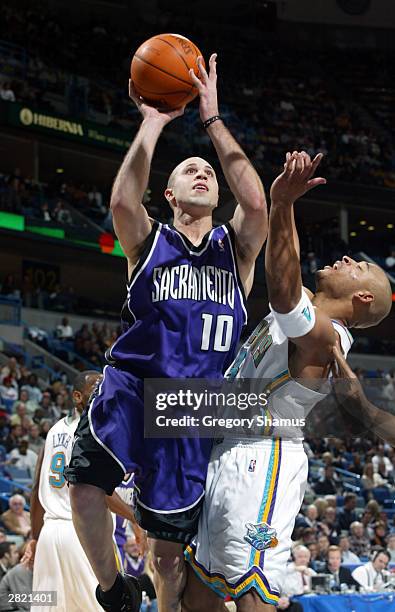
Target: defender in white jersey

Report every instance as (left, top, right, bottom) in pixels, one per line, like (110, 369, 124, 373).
(22, 371, 145, 612)
(183, 151, 392, 612)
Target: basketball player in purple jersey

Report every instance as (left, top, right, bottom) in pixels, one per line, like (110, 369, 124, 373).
(65, 53, 268, 612)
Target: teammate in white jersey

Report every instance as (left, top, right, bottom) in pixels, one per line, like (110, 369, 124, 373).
(22, 371, 145, 612)
(183, 151, 392, 612)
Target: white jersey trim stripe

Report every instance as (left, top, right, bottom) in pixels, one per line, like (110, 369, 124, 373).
(223, 224, 248, 325)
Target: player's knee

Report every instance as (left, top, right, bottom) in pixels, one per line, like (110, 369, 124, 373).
(153, 552, 184, 580)
(69, 483, 105, 517)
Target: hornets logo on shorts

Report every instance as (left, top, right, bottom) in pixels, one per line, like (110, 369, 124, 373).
(244, 521, 278, 551)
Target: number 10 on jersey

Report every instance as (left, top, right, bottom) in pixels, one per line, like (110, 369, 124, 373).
(201, 313, 233, 352)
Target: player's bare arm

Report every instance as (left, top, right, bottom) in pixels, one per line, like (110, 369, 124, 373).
(190, 54, 267, 294)
(106, 492, 147, 557)
(20, 446, 45, 568)
(110, 83, 185, 267)
(332, 343, 395, 446)
(266, 151, 335, 367)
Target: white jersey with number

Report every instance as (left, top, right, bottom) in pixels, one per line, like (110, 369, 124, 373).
(226, 311, 353, 438)
(39, 416, 77, 520)
(33, 415, 102, 612)
(188, 310, 354, 605)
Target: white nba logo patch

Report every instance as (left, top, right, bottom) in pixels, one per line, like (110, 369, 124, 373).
(248, 459, 256, 473)
(218, 239, 224, 251)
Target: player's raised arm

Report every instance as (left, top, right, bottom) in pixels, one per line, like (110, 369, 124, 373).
(106, 491, 147, 557)
(190, 55, 267, 293)
(266, 151, 333, 358)
(110, 83, 185, 262)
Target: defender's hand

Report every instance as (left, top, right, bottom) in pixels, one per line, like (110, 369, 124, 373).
(129, 80, 185, 125)
(270, 151, 326, 206)
(189, 54, 219, 123)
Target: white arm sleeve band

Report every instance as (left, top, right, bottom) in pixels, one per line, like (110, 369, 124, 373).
(270, 291, 316, 338)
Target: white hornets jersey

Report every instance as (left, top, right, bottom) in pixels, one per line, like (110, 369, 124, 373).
(226, 311, 353, 438)
(39, 416, 78, 520)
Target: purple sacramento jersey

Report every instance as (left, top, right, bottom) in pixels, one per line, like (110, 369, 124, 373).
(114, 473, 135, 565)
(108, 222, 247, 378)
(90, 221, 247, 512)
(124, 553, 145, 578)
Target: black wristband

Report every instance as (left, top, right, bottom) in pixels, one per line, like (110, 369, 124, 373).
(203, 115, 222, 129)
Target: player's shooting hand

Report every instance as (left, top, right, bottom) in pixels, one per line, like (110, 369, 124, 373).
(20, 538, 36, 570)
(128, 80, 185, 125)
(132, 522, 148, 557)
(189, 54, 219, 123)
(270, 151, 326, 206)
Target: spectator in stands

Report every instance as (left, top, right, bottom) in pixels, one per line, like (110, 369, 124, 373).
(362, 462, 386, 493)
(8, 439, 37, 476)
(386, 534, 395, 563)
(21, 375, 42, 405)
(348, 453, 363, 476)
(0, 551, 33, 609)
(0, 82, 16, 102)
(371, 521, 388, 548)
(349, 521, 371, 558)
(55, 316, 74, 340)
(0, 529, 7, 544)
(53, 200, 72, 224)
(14, 390, 37, 417)
(39, 391, 60, 422)
(317, 534, 330, 563)
(40, 202, 52, 222)
(28, 423, 45, 455)
(313, 498, 329, 519)
(0, 377, 18, 412)
(372, 445, 392, 477)
(39, 420, 52, 439)
(339, 535, 360, 564)
(352, 548, 390, 590)
(0, 358, 21, 384)
(314, 465, 338, 495)
(10, 402, 28, 427)
(0, 542, 18, 581)
(0, 495, 30, 538)
(2, 424, 23, 453)
(319, 506, 340, 544)
(298, 527, 317, 547)
(296, 504, 319, 531)
(307, 542, 320, 572)
(284, 545, 317, 596)
(337, 493, 357, 532)
(323, 545, 360, 590)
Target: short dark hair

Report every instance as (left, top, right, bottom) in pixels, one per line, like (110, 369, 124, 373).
(344, 493, 356, 504)
(0, 542, 12, 558)
(73, 370, 100, 394)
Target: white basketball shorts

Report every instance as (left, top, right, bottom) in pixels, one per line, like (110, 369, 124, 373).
(31, 518, 106, 612)
(185, 438, 308, 606)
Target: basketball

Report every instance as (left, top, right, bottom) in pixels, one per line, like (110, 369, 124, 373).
(130, 33, 205, 110)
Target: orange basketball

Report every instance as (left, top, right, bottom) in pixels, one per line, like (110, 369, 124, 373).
(130, 34, 205, 110)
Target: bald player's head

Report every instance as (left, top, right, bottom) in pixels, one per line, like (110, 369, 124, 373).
(164, 157, 219, 212)
(316, 256, 392, 328)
